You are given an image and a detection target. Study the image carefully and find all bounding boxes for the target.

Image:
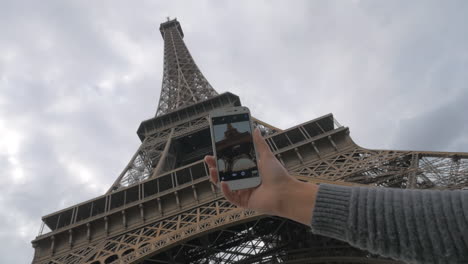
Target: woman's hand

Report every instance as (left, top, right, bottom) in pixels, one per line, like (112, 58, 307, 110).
(204, 128, 318, 226)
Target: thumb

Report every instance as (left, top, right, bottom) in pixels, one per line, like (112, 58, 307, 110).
(253, 128, 273, 158)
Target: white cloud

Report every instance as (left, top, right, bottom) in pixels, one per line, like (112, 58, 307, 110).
(0, 122, 22, 156)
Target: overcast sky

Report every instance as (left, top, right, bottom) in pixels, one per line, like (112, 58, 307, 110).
(1, 0, 468, 262)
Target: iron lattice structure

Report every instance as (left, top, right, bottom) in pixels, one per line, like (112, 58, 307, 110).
(155, 19, 218, 116)
(31, 19, 468, 264)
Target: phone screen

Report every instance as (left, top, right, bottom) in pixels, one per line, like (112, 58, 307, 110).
(212, 113, 259, 182)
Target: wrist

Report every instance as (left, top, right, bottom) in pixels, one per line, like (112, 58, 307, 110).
(274, 178, 318, 226)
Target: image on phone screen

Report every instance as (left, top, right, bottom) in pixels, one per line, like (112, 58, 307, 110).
(212, 114, 258, 182)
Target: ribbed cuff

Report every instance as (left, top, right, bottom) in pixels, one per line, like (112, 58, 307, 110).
(310, 184, 351, 241)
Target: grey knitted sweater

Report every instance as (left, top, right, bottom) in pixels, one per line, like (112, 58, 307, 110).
(311, 184, 468, 264)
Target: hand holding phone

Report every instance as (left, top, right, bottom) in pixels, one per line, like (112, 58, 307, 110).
(204, 127, 318, 225)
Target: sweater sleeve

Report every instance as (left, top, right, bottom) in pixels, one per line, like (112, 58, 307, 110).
(310, 184, 468, 264)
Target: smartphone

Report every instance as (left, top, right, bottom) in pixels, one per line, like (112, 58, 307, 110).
(209, 106, 261, 190)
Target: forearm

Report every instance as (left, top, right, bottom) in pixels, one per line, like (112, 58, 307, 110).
(274, 179, 319, 226)
(311, 184, 468, 264)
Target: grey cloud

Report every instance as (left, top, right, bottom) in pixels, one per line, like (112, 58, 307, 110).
(392, 88, 468, 152)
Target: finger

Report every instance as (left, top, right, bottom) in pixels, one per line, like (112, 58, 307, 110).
(209, 167, 219, 184)
(204, 155, 216, 169)
(253, 128, 273, 158)
(221, 182, 241, 206)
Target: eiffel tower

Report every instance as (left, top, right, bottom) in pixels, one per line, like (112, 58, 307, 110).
(31, 18, 468, 264)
